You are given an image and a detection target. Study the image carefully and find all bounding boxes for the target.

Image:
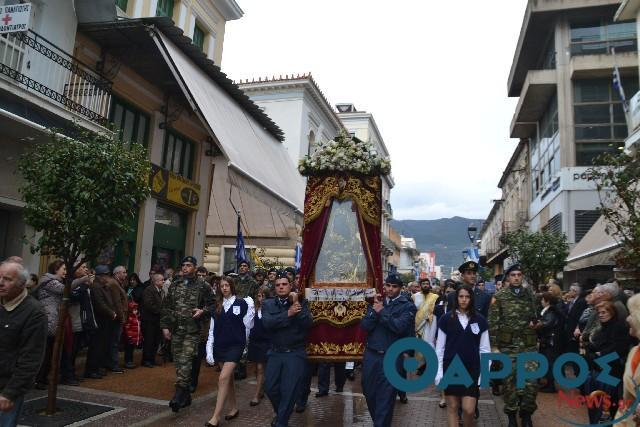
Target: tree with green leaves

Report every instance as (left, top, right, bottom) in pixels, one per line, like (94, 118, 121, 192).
(588, 151, 640, 278)
(502, 230, 569, 288)
(18, 124, 150, 414)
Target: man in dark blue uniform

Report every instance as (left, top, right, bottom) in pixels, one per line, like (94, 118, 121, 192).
(263, 275, 313, 427)
(361, 274, 417, 427)
(447, 261, 491, 317)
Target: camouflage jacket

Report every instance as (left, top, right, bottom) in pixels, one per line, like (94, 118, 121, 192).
(488, 285, 539, 354)
(236, 274, 259, 299)
(160, 275, 215, 334)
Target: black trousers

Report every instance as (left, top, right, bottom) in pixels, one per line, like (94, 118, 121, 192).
(142, 319, 161, 363)
(85, 320, 110, 374)
(191, 341, 206, 387)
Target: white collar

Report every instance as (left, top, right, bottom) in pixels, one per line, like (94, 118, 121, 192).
(541, 305, 550, 316)
(1, 288, 28, 311)
(223, 295, 236, 311)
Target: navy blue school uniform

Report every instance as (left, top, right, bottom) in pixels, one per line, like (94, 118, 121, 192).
(360, 294, 417, 427)
(213, 297, 249, 363)
(437, 312, 489, 398)
(263, 296, 313, 427)
(247, 309, 270, 364)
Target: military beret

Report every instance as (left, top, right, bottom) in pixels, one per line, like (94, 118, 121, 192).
(94, 264, 111, 276)
(476, 277, 485, 284)
(284, 267, 296, 274)
(385, 274, 403, 286)
(238, 260, 250, 267)
(268, 267, 278, 274)
(504, 264, 522, 276)
(458, 261, 478, 273)
(181, 256, 197, 266)
(277, 270, 289, 279)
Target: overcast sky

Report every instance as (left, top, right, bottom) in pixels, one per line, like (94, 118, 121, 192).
(222, 0, 528, 220)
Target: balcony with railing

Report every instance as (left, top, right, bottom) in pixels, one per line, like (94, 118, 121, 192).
(0, 30, 112, 124)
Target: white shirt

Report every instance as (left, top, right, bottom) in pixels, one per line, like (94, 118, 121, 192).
(435, 311, 491, 386)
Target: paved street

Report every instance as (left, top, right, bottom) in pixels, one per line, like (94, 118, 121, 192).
(18, 354, 590, 426)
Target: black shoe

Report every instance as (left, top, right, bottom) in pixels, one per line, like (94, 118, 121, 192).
(142, 361, 154, 368)
(169, 387, 182, 412)
(521, 412, 533, 427)
(204, 423, 218, 427)
(507, 413, 518, 427)
(109, 367, 124, 374)
(346, 371, 355, 381)
(35, 382, 47, 390)
(398, 394, 408, 404)
(475, 406, 479, 419)
(125, 362, 136, 369)
(295, 405, 306, 413)
(62, 378, 80, 386)
(492, 384, 502, 396)
(271, 416, 277, 427)
(224, 410, 239, 420)
(190, 384, 197, 393)
(84, 372, 102, 379)
(335, 387, 343, 393)
(182, 391, 192, 408)
(315, 391, 328, 398)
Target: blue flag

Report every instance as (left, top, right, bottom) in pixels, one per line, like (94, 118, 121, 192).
(294, 242, 302, 272)
(235, 215, 248, 271)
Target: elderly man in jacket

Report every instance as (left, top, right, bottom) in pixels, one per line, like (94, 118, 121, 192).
(0, 261, 47, 427)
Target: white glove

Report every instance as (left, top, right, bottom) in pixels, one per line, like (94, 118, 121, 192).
(205, 318, 215, 365)
(435, 367, 443, 386)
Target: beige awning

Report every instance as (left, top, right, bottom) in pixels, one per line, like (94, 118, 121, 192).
(565, 215, 620, 271)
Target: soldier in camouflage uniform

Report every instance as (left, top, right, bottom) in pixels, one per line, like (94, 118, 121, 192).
(236, 261, 259, 299)
(160, 256, 214, 412)
(488, 264, 538, 427)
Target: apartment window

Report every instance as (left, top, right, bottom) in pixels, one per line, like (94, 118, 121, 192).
(575, 210, 600, 243)
(574, 79, 638, 166)
(193, 24, 205, 51)
(162, 130, 195, 179)
(539, 35, 556, 70)
(156, 0, 174, 17)
(570, 21, 637, 56)
(543, 213, 562, 236)
(115, 0, 128, 12)
(530, 94, 559, 199)
(110, 97, 150, 147)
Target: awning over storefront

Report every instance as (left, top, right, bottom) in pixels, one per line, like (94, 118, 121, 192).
(565, 215, 620, 271)
(152, 30, 305, 216)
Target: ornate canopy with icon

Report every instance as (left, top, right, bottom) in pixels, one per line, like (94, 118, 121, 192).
(298, 132, 390, 361)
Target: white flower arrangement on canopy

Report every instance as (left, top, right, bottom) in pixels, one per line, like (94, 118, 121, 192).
(298, 131, 391, 176)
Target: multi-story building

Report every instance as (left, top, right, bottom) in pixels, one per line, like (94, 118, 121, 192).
(398, 236, 419, 275)
(336, 103, 396, 274)
(0, 2, 297, 279)
(509, 0, 637, 250)
(479, 140, 530, 275)
(202, 74, 342, 273)
(115, 0, 242, 65)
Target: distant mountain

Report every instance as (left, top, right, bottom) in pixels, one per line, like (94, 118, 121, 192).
(390, 216, 484, 276)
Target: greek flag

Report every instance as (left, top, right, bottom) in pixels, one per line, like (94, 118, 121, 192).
(613, 64, 629, 113)
(294, 242, 302, 272)
(235, 215, 248, 270)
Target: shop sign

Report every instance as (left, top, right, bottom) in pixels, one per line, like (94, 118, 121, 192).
(0, 4, 31, 34)
(149, 164, 200, 211)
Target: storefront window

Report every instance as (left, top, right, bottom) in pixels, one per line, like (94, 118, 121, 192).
(153, 204, 187, 270)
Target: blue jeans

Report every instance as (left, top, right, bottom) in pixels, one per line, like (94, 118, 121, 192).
(0, 395, 24, 427)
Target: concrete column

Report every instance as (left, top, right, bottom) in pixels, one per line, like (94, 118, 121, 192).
(555, 16, 576, 168)
(136, 111, 165, 280)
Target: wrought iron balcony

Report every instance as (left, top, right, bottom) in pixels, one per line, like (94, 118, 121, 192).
(0, 30, 112, 124)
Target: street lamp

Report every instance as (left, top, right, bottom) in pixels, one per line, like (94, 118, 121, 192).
(467, 223, 477, 246)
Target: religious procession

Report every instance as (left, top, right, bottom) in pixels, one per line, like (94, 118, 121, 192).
(3, 0, 640, 427)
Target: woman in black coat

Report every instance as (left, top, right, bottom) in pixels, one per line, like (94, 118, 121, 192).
(583, 300, 631, 424)
(535, 292, 560, 392)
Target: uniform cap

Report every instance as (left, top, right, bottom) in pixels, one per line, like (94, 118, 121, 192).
(504, 264, 522, 276)
(384, 274, 403, 286)
(94, 264, 111, 276)
(181, 256, 197, 266)
(458, 261, 478, 273)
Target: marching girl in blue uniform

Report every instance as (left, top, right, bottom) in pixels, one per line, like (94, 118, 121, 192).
(205, 276, 255, 427)
(248, 285, 273, 406)
(435, 284, 491, 427)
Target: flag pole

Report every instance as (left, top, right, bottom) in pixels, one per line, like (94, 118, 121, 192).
(611, 47, 632, 134)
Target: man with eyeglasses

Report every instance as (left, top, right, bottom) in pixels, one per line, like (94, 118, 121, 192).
(263, 275, 312, 427)
(361, 274, 417, 427)
(160, 256, 214, 412)
(488, 264, 539, 427)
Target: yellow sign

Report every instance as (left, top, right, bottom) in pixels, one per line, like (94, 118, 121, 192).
(166, 171, 200, 210)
